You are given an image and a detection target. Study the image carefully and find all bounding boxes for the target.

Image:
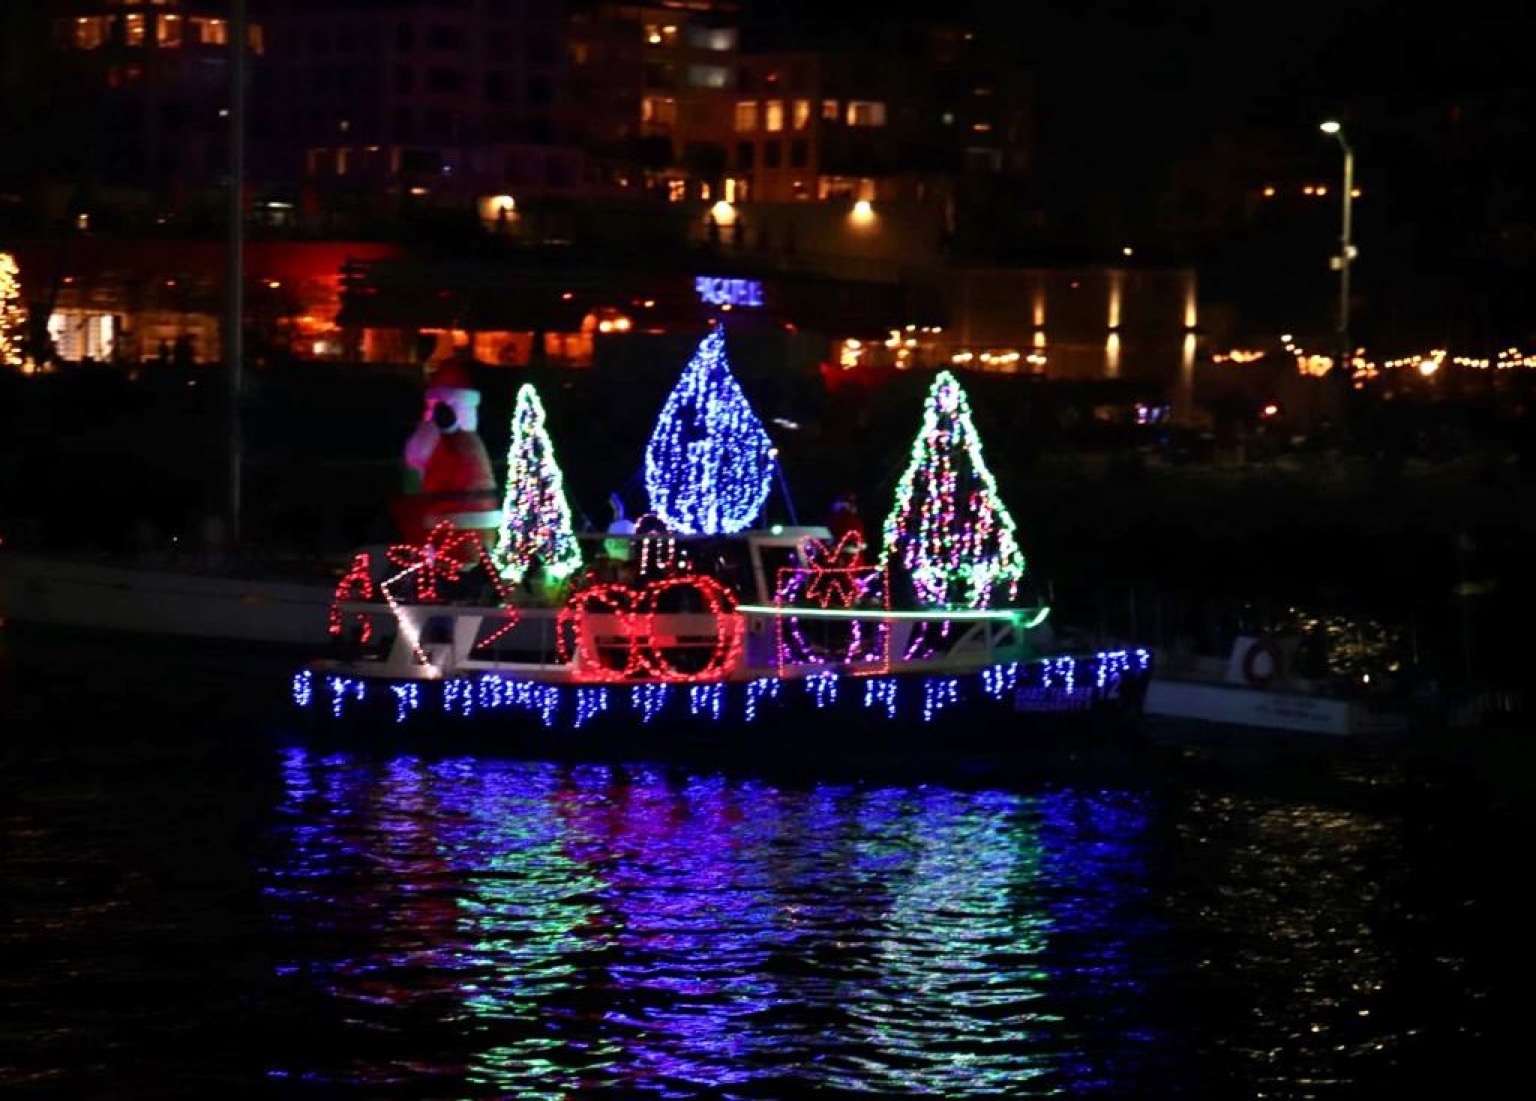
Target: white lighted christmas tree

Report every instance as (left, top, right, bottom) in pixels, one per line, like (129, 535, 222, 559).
(0, 252, 25, 369)
(880, 370, 1025, 608)
(644, 324, 775, 534)
(494, 384, 583, 585)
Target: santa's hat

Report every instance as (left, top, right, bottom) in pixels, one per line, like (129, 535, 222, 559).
(426, 358, 480, 406)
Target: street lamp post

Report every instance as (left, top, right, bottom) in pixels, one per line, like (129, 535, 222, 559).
(1320, 120, 1354, 382)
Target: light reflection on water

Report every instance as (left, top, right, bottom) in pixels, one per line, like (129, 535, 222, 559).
(265, 752, 1168, 1097)
(2, 708, 1512, 1099)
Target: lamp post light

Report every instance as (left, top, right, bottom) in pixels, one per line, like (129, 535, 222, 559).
(1320, 120, 1354, 384)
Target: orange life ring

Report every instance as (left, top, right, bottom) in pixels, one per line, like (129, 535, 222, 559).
(1242, 638, 1281, 688)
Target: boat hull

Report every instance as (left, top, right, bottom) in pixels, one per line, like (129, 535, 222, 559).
(0, 551, 333, 647)
(287, 651, 1153, 756)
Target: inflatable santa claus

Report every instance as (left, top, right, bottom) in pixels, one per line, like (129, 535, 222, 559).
(391, 355, 502, 544)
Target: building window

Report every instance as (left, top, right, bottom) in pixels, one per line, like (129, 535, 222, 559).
(846, 101, 887, 127)
(396, 67, 414, 94)
(819, 176, 860, 199)
(156, 13, 182, 48)
(734, 100, 758, 132)
(189, 17, 227, 46)
(644, 23, 679, 47)
(427, 68, 463, 94)
(821, 99, 839, 122)
(397, 23, 415, 49)
(764, 141, 782, 169)
(71, 15, 113, 49)
(792, 99, 811, 130)
(687, 64, 730, 88)
(764, 100, 785, 132)
(790, 139, 808, 168)
(426, 25, 463, 50)
(685, 25, 736, 51)
(642, 96, 677, 126)
(124, 13, 147, 46)
(667, 178, 687, 202)
(736, 141, 754, 169)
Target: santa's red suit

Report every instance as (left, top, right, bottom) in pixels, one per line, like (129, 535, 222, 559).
(391, 358, 502, 547)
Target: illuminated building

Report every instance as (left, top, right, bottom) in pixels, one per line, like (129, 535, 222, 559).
(34, 1, 263, 202)
(256, 0, 586, 212)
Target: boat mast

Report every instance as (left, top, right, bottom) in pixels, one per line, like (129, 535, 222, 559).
(226, 0, 246, 546)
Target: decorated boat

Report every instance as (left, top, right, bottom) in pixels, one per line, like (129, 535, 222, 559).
(292, 325, 1151, 743)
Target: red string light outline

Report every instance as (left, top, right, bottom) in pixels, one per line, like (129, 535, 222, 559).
(328, 551, 376, 644)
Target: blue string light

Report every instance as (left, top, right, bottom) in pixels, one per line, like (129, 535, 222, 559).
(391, 683, 420, 724)
(293, 652, 1150, 728)
(922, 677, 960, 723)
(476, 674, 509, 711)
(443, 677, 474, 717)
(574, 687, 610, 729)
(744, 677, 782, 723)
(863, 676, 899, 719)
(643, 325, 776, 535)
(689, 683, 726, 721)
(326, 675, 366, 718)
(980, 662, 1019, 700)
(529, 683, 561, 728)
(1042, 656, 1076, 695)
(632, 683, 671, 724)
(806, 672, 839, 709)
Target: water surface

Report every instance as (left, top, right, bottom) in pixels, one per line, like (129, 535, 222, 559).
(0, 638, 1522, 1097)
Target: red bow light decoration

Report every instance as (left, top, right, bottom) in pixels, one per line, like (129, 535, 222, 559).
(381, 520, 520, 663)
(385, 520, 486, 602)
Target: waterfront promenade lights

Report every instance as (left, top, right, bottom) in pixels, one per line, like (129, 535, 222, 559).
(1320, 120, 1355, 383)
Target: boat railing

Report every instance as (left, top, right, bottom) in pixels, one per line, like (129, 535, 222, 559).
(331, 599, 1050, 682)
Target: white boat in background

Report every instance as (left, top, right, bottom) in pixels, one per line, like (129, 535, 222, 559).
(1143, 634, 1412, 736)
(0, 547, 336, 648)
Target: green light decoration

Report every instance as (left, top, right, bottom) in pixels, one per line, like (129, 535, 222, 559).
(493, 384, 583, 586)
(737, 603, 1049, 627)
(880, 370, 1026, 609)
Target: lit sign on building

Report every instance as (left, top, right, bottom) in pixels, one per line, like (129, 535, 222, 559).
(695, 276, 764, 308)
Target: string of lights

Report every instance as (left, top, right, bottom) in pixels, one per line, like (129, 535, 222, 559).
(773, 533, 890, 675)
(556, 573, 745, 683)
(493, 384, 583, 587)
(644, 325, 776, 535)
(879, 370, 1026, 610)
(293, 649, 1151, 726)
(0, 253, 25, 369)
